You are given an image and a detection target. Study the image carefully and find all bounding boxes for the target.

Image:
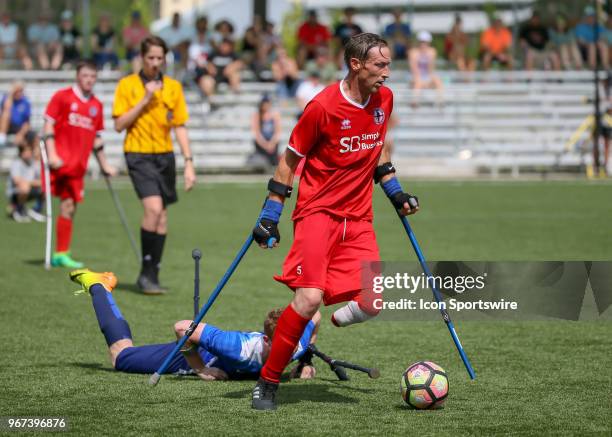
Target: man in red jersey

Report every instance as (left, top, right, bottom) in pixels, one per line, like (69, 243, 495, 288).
(42, 60, 115, 268)
(296, 10, 331, 68)
(250, 33, 419, 410)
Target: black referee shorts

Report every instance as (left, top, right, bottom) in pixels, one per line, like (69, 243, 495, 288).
(125, 152, 178, 206)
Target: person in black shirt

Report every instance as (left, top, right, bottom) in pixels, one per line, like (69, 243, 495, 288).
(242, 15, 264, 74)
(333, 8, 363, 67)
(92, 14, 119, 69)
(520, 12, 560, 70)
(209, 39, 243, 93)
(58, 10, 81, 67)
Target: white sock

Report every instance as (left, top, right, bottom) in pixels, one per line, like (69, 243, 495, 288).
(331, 301, 374, 327)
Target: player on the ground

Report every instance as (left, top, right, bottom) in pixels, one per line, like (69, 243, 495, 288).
(69, 269, 319, 380)
(250, 33, 420, 410)
(43, 60, 116, 268)
(113, 35, 196, 295)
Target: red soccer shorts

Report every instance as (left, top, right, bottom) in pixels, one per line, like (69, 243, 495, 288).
(274, 212, 380, 306)
(43, 169, 85, 203)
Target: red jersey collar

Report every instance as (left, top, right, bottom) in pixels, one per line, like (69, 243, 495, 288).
(71, 85, 91, 103)
(339, 79, 371, 109)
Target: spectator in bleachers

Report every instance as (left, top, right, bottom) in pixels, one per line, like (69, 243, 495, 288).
(0, 81, 30, 147)
(574, 6, 608, 70)
(295, 70, 324, 111)
(92, 14, 119, 69)
(305, 46, 337, 84)
(27, 13, 62, 70)
(333, 7, 363, 67)
(188, 17, 214, 106)
(296, 10, 331, 68)
(209, 39, 243, 93)
(5, 131, 44, 223)
(158, 13, 192, 70)
(0, 12, 32, 70)
(480, 17, 513, 70)
(123, 11, 150, 73)
(58, 10, 81, 69)
(271, 46, 300, 100)
(549, 14, 583, 70)
(519, 12, 559, 70)
(250, 94, 281, 167)
(242, 15, 266, 76)
(384, 8, 412, 60)
(244, 18, 280, 77)
(444, 14, 475, 71)
(211, 20, 236, 49)
(604, 15, 612, 70)
(263, 21, 282, 58)
(409, 31, 443, 108)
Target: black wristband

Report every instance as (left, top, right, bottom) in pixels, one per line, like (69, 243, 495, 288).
(374, 162, 396, 184)
(42, 134, 55, 141)
(268, 178, 292, 198)
(299, 348, 314, 366)
(94, 143, 104, 152)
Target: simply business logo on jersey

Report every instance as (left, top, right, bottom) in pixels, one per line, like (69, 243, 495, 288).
(339, 132, 383, 153)
(67, 112, 95, 130)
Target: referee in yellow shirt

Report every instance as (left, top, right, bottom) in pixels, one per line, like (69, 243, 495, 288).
(113, 36, 196, 294)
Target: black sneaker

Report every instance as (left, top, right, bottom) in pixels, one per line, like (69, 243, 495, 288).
(251, 377, 278, 410)
(152, 267, 167, 291)
(136, 274, 166, 295)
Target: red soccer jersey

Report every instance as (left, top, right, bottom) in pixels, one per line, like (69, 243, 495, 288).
(297, 22, 331, 46)
(44, 86, 104, 178)
(288, 81, 393, 222)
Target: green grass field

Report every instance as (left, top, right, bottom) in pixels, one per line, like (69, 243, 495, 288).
(1, 179, 611, 436)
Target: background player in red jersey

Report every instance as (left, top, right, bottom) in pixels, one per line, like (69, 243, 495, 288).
(43, 60, 115, 268)
(250, 33, 420, 410)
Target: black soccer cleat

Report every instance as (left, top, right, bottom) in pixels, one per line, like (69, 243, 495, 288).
(251, 377, 278, 411)
(136, 274, 167, 295)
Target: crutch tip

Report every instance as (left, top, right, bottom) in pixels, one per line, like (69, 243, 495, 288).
(368, 368, 381, 379)
(148, 373, 161, 386)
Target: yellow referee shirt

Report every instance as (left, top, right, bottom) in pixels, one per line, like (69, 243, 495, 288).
(112, 73, 189, 154)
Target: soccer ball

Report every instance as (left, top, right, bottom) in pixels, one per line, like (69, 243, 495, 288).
(400, 361, 449, 409)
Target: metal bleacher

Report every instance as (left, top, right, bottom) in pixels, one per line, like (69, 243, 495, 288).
(0, 69, 600, 177)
